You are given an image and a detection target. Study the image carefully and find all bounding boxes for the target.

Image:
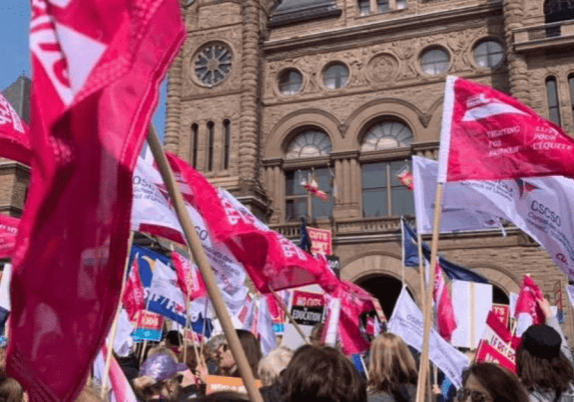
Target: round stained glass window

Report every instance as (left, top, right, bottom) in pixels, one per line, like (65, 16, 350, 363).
(361, 120, 413, 151)
(194, 42, 233, 87)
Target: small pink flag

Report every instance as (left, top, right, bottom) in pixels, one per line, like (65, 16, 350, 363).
(433, 261, 457, 342)
(172, 251, 207, 301)
(122, 257, 146, 322)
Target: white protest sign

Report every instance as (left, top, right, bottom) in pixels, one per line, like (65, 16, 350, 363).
(388, 287, 470, 388)
(451, 280, 492, 349)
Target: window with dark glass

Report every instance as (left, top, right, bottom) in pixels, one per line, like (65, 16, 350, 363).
(278, 69, 303, 96)
(377, 0, 389, 12)
(358, 0, 371, 15)
(223, 119, 231, 170)
(362, 161, 414, 217)
(420, 48, 450, 76)
(546, 77, 561, 126)
(207, 121, 214, 171)
(323, 63, 349, 90)
(473, 40, 505, 68)
(569, 74, 574, 127)
(191, 123, 198, 168)
(285, 168, 334, 222)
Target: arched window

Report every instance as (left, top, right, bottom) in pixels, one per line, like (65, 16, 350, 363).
(286, 130, 332, 159)
(284, 130, 333, 221)
(569, 74, 574, 127)
(360, 120, 414, 218)
(191, 123, 198, 168)
(223, 119, 231, 170)
(207, 121, 214, 171)
(358, 0, 370, 15)
(546, 76, 561, 126)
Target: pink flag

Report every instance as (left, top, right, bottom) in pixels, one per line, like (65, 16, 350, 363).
(0, 93, 31, 165)
(514, 275, 545, 335)
(433, 261, 457, 342)
(7, 1, 185, 401)
(172, 251, 207, 301)
(438, 76, 574, 183)
(166, 153, 331, 293)
(0, 214, 19, 260)
(122, 257, 146, 322)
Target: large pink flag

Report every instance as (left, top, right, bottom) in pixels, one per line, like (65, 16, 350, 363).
(7, 1, 185, 401)
(0, 93, 31, 165)
(433, 261, 457, 342)
(438, 76, 574, 183)
(166, 153, 331, 293)
(0, 214, 19, 260)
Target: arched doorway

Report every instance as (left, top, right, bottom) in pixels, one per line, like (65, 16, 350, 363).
(356, 274, 414, 319)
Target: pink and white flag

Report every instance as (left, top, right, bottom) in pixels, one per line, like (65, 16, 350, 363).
(122, 256, 146, 322)
(172, 251, 207, 302)
(0, 93, 31, 165)
(514, 275, 545, 335)
(0, 214, 19, 260)
(438, 76, 574, 183)
(433, 261, 457, 342)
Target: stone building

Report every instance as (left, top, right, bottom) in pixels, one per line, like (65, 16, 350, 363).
(165, 0, 574, 339)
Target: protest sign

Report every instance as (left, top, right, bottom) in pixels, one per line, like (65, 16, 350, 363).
(290, 290, 325, 326)
(206, 376, 262, 395)
(451, 280, 492, 349)
(388, 287, 470, 388)
(491, 304, 510, 328)
(132, 311, 164, 342)
(307, 228, 332, 256)
(475, 340, 516, 373)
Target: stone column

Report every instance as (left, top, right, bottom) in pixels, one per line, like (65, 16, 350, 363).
(503, 0, 530, 105)
(164, 50, 184, 154)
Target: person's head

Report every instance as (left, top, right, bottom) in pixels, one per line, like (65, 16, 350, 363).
(75, 379, 105, 402)
(0, 368, 24, 402)
(282, 345, 366, 402)
(368, 333, 418, 393)
(146, 346, 178, 362)
(516, 324, 574, 393)
(217, 330, 262, 378)
(132, 353, 188, 402)
(257, 347, 294, 387)
(458, 363, 528, 402)
(165, 331, 181, 348)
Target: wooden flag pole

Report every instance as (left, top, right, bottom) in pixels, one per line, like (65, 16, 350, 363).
(101, 231, 135, 399)
(415, 183, 444, 402)
(147, 127, 264, 402)
(269, 288, 309, 344)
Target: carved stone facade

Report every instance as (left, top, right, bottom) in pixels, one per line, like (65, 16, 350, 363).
(169, 0, 574, 338)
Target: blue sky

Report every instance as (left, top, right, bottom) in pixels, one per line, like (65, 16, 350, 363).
(0, 2, 167, 139)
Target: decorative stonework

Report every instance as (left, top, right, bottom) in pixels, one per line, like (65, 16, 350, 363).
(367, 53, 399, 83)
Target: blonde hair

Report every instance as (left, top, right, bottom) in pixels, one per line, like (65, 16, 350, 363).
(132, 375, 181, 402)
(146, 346, 178, 362)
(257, 347, 294, 386)
(367, 333, 418, 393)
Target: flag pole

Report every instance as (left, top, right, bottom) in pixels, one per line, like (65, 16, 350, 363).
(416, 232, 426, 315)
(101, 231, 134, 399)
(147, 127, 264, 402)
(269, 288, 309, 344)
(415, 183, 444, 402)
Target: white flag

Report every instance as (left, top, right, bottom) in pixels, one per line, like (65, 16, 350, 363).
(258, 297, 277, 355)
(0, 264, 11, 311)
(387, 287, 470, 388)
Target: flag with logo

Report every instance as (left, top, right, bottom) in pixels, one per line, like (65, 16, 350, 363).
(437, 76, 574, 183)
(7, 1, 185, 400)
(0, 92, 31, 165)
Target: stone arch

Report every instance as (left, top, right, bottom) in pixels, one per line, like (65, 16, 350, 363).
(343, 98, 427, 149)
(341, 253, 423, 306)
(463, 263, 521, 296)
(264, 109, 343, 158)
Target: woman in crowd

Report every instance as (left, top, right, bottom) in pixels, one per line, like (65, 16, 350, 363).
(258, 347, 294, 402)
(281, 344, 366, 402)
(132, 353, 188, 402)
(217, 330, 262, 379)
(0, 368, 24, 402)
(458, 363, 528, 402)
(516, 298, 574, 402)
(367, 333, 418, 402)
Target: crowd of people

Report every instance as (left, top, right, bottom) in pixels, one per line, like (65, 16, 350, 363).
(0, 297, 572, 402)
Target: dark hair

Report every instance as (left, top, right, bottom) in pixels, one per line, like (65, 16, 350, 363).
(166, 330, 182, 347)
(236, 329, 262, 379)
(0, 368, 24, 402)
(462, 363, 528, 402)
(516, 343, 574, 394)
(282, 345, 366, 402)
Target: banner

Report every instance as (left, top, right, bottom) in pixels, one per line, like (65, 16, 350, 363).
(131, 245, 187, 325)
(290, 290, 325, 326)
(131, 158, 248, 315)
(412, 156, 502, 234)
(132, 311, 164, 342)
(475, 340, 516, 373)
(388, 287, 470, 388)
(437, 76, 574, 183)
(415, 157, 574, 283)
(205, 376, 262, 395)
(0, 92, 31, 165)
(307, 228, 332, 256)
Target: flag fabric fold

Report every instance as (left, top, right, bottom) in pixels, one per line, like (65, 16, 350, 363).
(0, 93, 31, 165)
(8, 1, 185, 400)
(438, 76, 574, 183)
